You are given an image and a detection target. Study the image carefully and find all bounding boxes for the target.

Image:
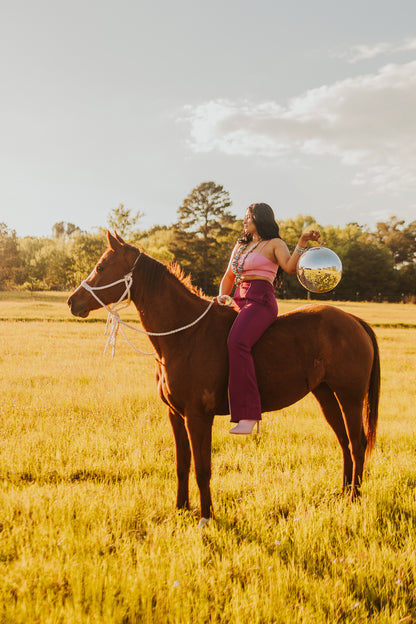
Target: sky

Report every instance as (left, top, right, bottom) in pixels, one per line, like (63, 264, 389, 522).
(1, 0, 415, 238)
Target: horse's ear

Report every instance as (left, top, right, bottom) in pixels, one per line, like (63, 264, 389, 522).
(107, 230, 123, 251)
(114, 231, 126, 245)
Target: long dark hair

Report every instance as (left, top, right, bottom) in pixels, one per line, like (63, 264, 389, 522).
(238, 203, 281, 243)
(238, 202, 283, 285)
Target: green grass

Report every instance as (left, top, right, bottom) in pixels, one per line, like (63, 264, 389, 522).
(0, 293, 416, 623)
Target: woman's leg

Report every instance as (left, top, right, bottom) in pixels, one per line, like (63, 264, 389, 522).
(228, 285, 277, 423)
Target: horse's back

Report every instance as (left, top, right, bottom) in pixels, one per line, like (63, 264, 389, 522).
(253, 303, 376, 412)
(270, 303, 373, 346)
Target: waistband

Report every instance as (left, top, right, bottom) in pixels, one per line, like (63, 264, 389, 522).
(235, 279, 275, 296)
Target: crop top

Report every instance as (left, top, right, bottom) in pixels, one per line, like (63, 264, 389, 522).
(234, 241, 279, 282)
(242, 251, 279, 280)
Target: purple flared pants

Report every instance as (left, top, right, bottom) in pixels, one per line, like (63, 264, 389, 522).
(228, 280, 278, 423)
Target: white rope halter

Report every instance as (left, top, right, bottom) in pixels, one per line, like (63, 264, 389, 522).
(81, 255, 215, 357)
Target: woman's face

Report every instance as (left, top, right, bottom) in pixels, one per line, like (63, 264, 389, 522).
(243, 209, 258, 237)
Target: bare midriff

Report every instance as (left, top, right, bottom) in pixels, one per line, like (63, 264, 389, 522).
(240, 275, 274, 284)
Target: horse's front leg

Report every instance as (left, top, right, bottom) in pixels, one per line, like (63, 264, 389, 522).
(185, 411, 214, 522)
(168, 408, 191, 510)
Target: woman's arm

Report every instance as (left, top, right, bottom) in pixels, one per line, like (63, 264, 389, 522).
(219, 271, 235, 296)
(218, 243, 240, 296)
(274, 230, 321, 275)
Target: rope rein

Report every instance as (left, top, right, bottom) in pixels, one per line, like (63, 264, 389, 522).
(81, 254, 215, 357)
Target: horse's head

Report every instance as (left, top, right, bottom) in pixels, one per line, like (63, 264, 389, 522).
(67, 231, 140, 318)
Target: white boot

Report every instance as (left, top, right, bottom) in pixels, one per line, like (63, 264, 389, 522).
(229, 420, 260, 435)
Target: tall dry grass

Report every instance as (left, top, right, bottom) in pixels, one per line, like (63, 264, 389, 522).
(0, 293, 415, 623)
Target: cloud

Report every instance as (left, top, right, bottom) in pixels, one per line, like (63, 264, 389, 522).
(184, 60, 416, 194)
(349, 37, 416, 62)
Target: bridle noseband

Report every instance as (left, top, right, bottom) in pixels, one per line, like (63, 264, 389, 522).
(81, 252, 142, 314)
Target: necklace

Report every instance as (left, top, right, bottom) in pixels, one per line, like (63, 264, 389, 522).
(232, 239, 263, 285)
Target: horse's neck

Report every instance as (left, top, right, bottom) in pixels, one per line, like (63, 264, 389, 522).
(132, 269, 207, 338)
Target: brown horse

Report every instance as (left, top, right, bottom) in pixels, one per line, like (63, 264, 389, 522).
(68, 232, 380, 524)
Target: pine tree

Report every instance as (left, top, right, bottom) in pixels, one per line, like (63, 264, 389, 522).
(173, 182, 235, 293)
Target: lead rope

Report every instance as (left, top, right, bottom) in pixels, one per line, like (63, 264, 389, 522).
(81, 268, 216, 357)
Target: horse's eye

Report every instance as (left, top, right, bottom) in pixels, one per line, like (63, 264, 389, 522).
(96, 265, 104, 273)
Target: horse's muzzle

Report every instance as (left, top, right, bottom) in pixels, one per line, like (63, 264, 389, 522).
(67, 294, 90, 318)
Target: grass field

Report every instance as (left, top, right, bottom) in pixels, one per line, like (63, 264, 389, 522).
(1, 292, 416, 623)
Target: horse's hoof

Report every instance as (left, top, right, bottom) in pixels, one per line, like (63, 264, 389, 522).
(197, 517, 211, 529)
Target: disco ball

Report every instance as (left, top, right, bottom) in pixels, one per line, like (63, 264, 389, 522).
(297, 247, 342, 293)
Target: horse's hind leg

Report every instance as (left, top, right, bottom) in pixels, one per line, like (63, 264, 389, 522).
(168, 408, 191, 510)
(312, 383, 353, 492)
(335, 390, 367, 501)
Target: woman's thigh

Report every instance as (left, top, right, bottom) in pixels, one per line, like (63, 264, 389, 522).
(229, 300, 276, 349)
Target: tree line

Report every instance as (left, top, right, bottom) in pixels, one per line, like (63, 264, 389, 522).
(1, 181, 415, 302)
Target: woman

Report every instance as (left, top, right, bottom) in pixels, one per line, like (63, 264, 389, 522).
(217, 203, 321, 434)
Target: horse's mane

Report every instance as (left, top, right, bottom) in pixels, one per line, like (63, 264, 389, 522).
(168, 262, 205, 297)
(133, 246, 207, 300)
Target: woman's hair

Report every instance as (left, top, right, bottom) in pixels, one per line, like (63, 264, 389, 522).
(238, 202, 283, 285)
(238, 202, 281, 243)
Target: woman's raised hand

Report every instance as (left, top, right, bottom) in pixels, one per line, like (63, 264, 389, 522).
(299, 230, 322, 247)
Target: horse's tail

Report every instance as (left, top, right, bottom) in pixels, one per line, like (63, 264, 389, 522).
(357, 317, 380, 461)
